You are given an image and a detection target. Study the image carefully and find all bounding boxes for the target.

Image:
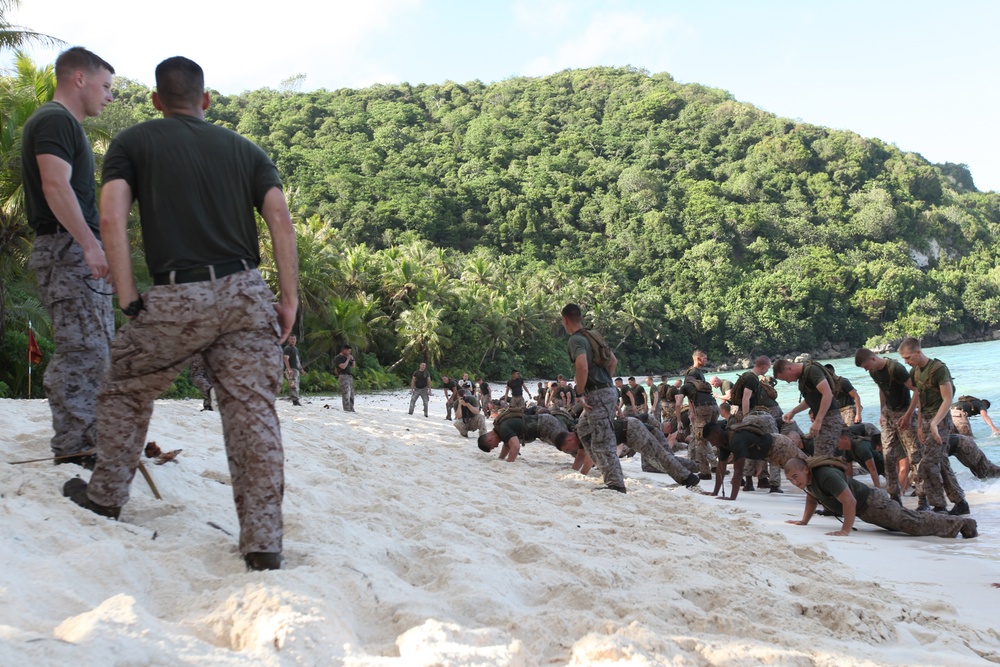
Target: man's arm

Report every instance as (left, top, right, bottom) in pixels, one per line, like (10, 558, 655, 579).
(741, 387, 752, 416)
(783, 399, 808, 423)
(573, 353, 589, 404)
(573, 449, 594, 475)
(40, 154, 109, 279)
(500, 436, 520, 462)
(283, 353, 292, 373)
(900, 379, 918, 429)
(787, 493, 818, 526)
(929, 381, 954, 444)
(98, 180, 137, 307)
(260, 187, 298, 342)
(827, 489, 856, 536)
(811, 379, 834, 437)
(980, 409, 1000, 437)
(850, 390, 863, 424)
(864, 457, 880, 488)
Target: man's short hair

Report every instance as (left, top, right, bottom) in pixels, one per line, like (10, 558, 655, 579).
(155, 56, 205, 108)
(661, 374, 669, 381)
(561, 303, 582, 322)
(55, 47, 114, 80)
(854, 348, 876, 366)
(840, 429, 852, 440)
(552, 431, 569, 451)
(702, 420, 723, 439)
(773, 359, 793, 376)
(898, 337, 921, 354)
(784, 457, 807, 474)
(754, 355, 771, 368)
(340, 344, 351, 352)
(983, 399, 992, 410)
(477, 433, 492, 452)
(628, 376, 635, 382)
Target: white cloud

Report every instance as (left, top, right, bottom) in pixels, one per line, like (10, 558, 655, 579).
(512, 0, 575, 35)
(520, 9, 695, 78)
(11, 0, 422, 91)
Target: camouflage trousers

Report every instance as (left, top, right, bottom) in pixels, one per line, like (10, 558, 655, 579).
(188, 355, 213, 409)
(919, 413, 964, 508)
(286, 368, 301, 401)
(509, 395, 526, 409)
(950, 407, 973, 437)
(338, 374, 355, 411)
(576, 387, 624, 489)
(535, 413, 567, 446)
(409, 387, 429, 415)
(951, 434, 1000, 479)
(881, 407, 922, 497)
(626, 418, 692, 485)
(689, 403, 720, 476)
(859, 487, 972, 538)
(29, 232, 114, 456)
(87, 270, 285, 555)
(455, 412, 487, 437)
(811, 409, 846, 458)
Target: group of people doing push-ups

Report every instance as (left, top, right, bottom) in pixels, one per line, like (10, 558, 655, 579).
(467, 304, 996, 541)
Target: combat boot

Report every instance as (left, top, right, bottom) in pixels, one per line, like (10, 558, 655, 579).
(683, 473, 701, 488)
(769, 486, 784, 494)
(742, 477, 754, 492)
(916, 496, 929, 511)
(960, 519, 978, 539)
(948, 499, 970, 515)
(63, 478, 120, 519)
(245, 552, 283, 571)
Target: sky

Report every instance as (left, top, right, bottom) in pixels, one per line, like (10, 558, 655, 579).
(10, 0, 1000, 191)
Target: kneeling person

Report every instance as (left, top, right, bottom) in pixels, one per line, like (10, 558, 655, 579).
(454, 388, 486, 437)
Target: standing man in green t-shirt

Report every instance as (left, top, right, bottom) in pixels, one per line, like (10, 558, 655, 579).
(332, 344, 355, 412)
(854, 348, 922, 505)
(561, 303, 625, 493)
(22, 47, 116, 469)
(898, 338, 968, 515)
(774, 359, 845, 458)
(409, 362, 431, 417)
(283, 335, 303, 406)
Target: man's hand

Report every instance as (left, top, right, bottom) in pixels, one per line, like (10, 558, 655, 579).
(785, 520, 808, 526)
(82, 245, 110, 279)
(274, 302, 296, 343)
(809, 421, 822, 439)
(826, 529, 851, 537)
(782, 412, 795, 424)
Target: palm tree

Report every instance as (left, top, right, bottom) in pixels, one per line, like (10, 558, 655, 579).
(396, 301, 452, 366)
(0, 1, 63, 51)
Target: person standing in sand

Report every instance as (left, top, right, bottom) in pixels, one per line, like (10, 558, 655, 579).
(332, 344, 355, 412)
(409, 362, 432, 417)
(561, 303, 626, 493)
(22, 47, 116, 469)
(62, 56, 298, 572)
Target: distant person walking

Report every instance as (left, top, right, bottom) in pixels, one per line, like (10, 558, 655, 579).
(332, 344, 355, 412)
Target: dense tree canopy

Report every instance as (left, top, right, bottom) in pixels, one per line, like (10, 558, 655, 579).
(4, 63, 999, 396)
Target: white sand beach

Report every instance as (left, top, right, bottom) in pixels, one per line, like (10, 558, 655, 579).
(2, 391, 999, 666)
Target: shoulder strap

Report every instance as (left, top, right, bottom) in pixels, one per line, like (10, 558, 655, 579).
(806, 455, 852, 475)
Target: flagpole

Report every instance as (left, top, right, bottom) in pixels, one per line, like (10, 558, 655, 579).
(27, 320, 32, 398)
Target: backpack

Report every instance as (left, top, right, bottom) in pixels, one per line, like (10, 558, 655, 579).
(729, 419, 768, 438)
(912, 358, 956, 398)
(493, 408, 525, 426)
(729, 371, 758, 409)
(760, 381, 778, 400)
(684, 367, 713, 394)
(806, 455, 853, 475)
(801, 361, 841, 397)
(577, 328, 613, 369)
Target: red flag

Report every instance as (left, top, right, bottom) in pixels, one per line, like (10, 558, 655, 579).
(28, 329, 42, 365)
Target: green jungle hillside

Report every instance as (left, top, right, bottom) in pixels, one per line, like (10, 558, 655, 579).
(4, 65, 999, 395)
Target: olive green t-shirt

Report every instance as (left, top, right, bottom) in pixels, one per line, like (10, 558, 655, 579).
(869, 358, 911, 411)
(102, 115, 282, 274)
(495, 415, 537, 444)
(798, 363, 832, 415)
(911, 359, 952, 415)
(807, 465, 871, 516)
(567, 331, 612, 391)
(843, 437, 875, 465)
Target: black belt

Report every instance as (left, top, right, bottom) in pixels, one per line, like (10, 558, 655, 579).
(695, 400, 717, 407)
(35, 223, 67, 236)
(586, 382, 612, 392)
(152, 260, 252, 286)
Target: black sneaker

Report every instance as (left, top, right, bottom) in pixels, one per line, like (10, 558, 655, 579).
(948, 500, 970, 516)
(758, 475, 770, 487)
(593, 484, 627, 493)
(244, 552, 282, 571)
(932, 506, 948, 513)
(683, 473, 701, 488)
(769, 486, 784, 494)
(63, 478, 120, 519)
(54, 454, 97, 470)
(742, 478, 754, 492)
